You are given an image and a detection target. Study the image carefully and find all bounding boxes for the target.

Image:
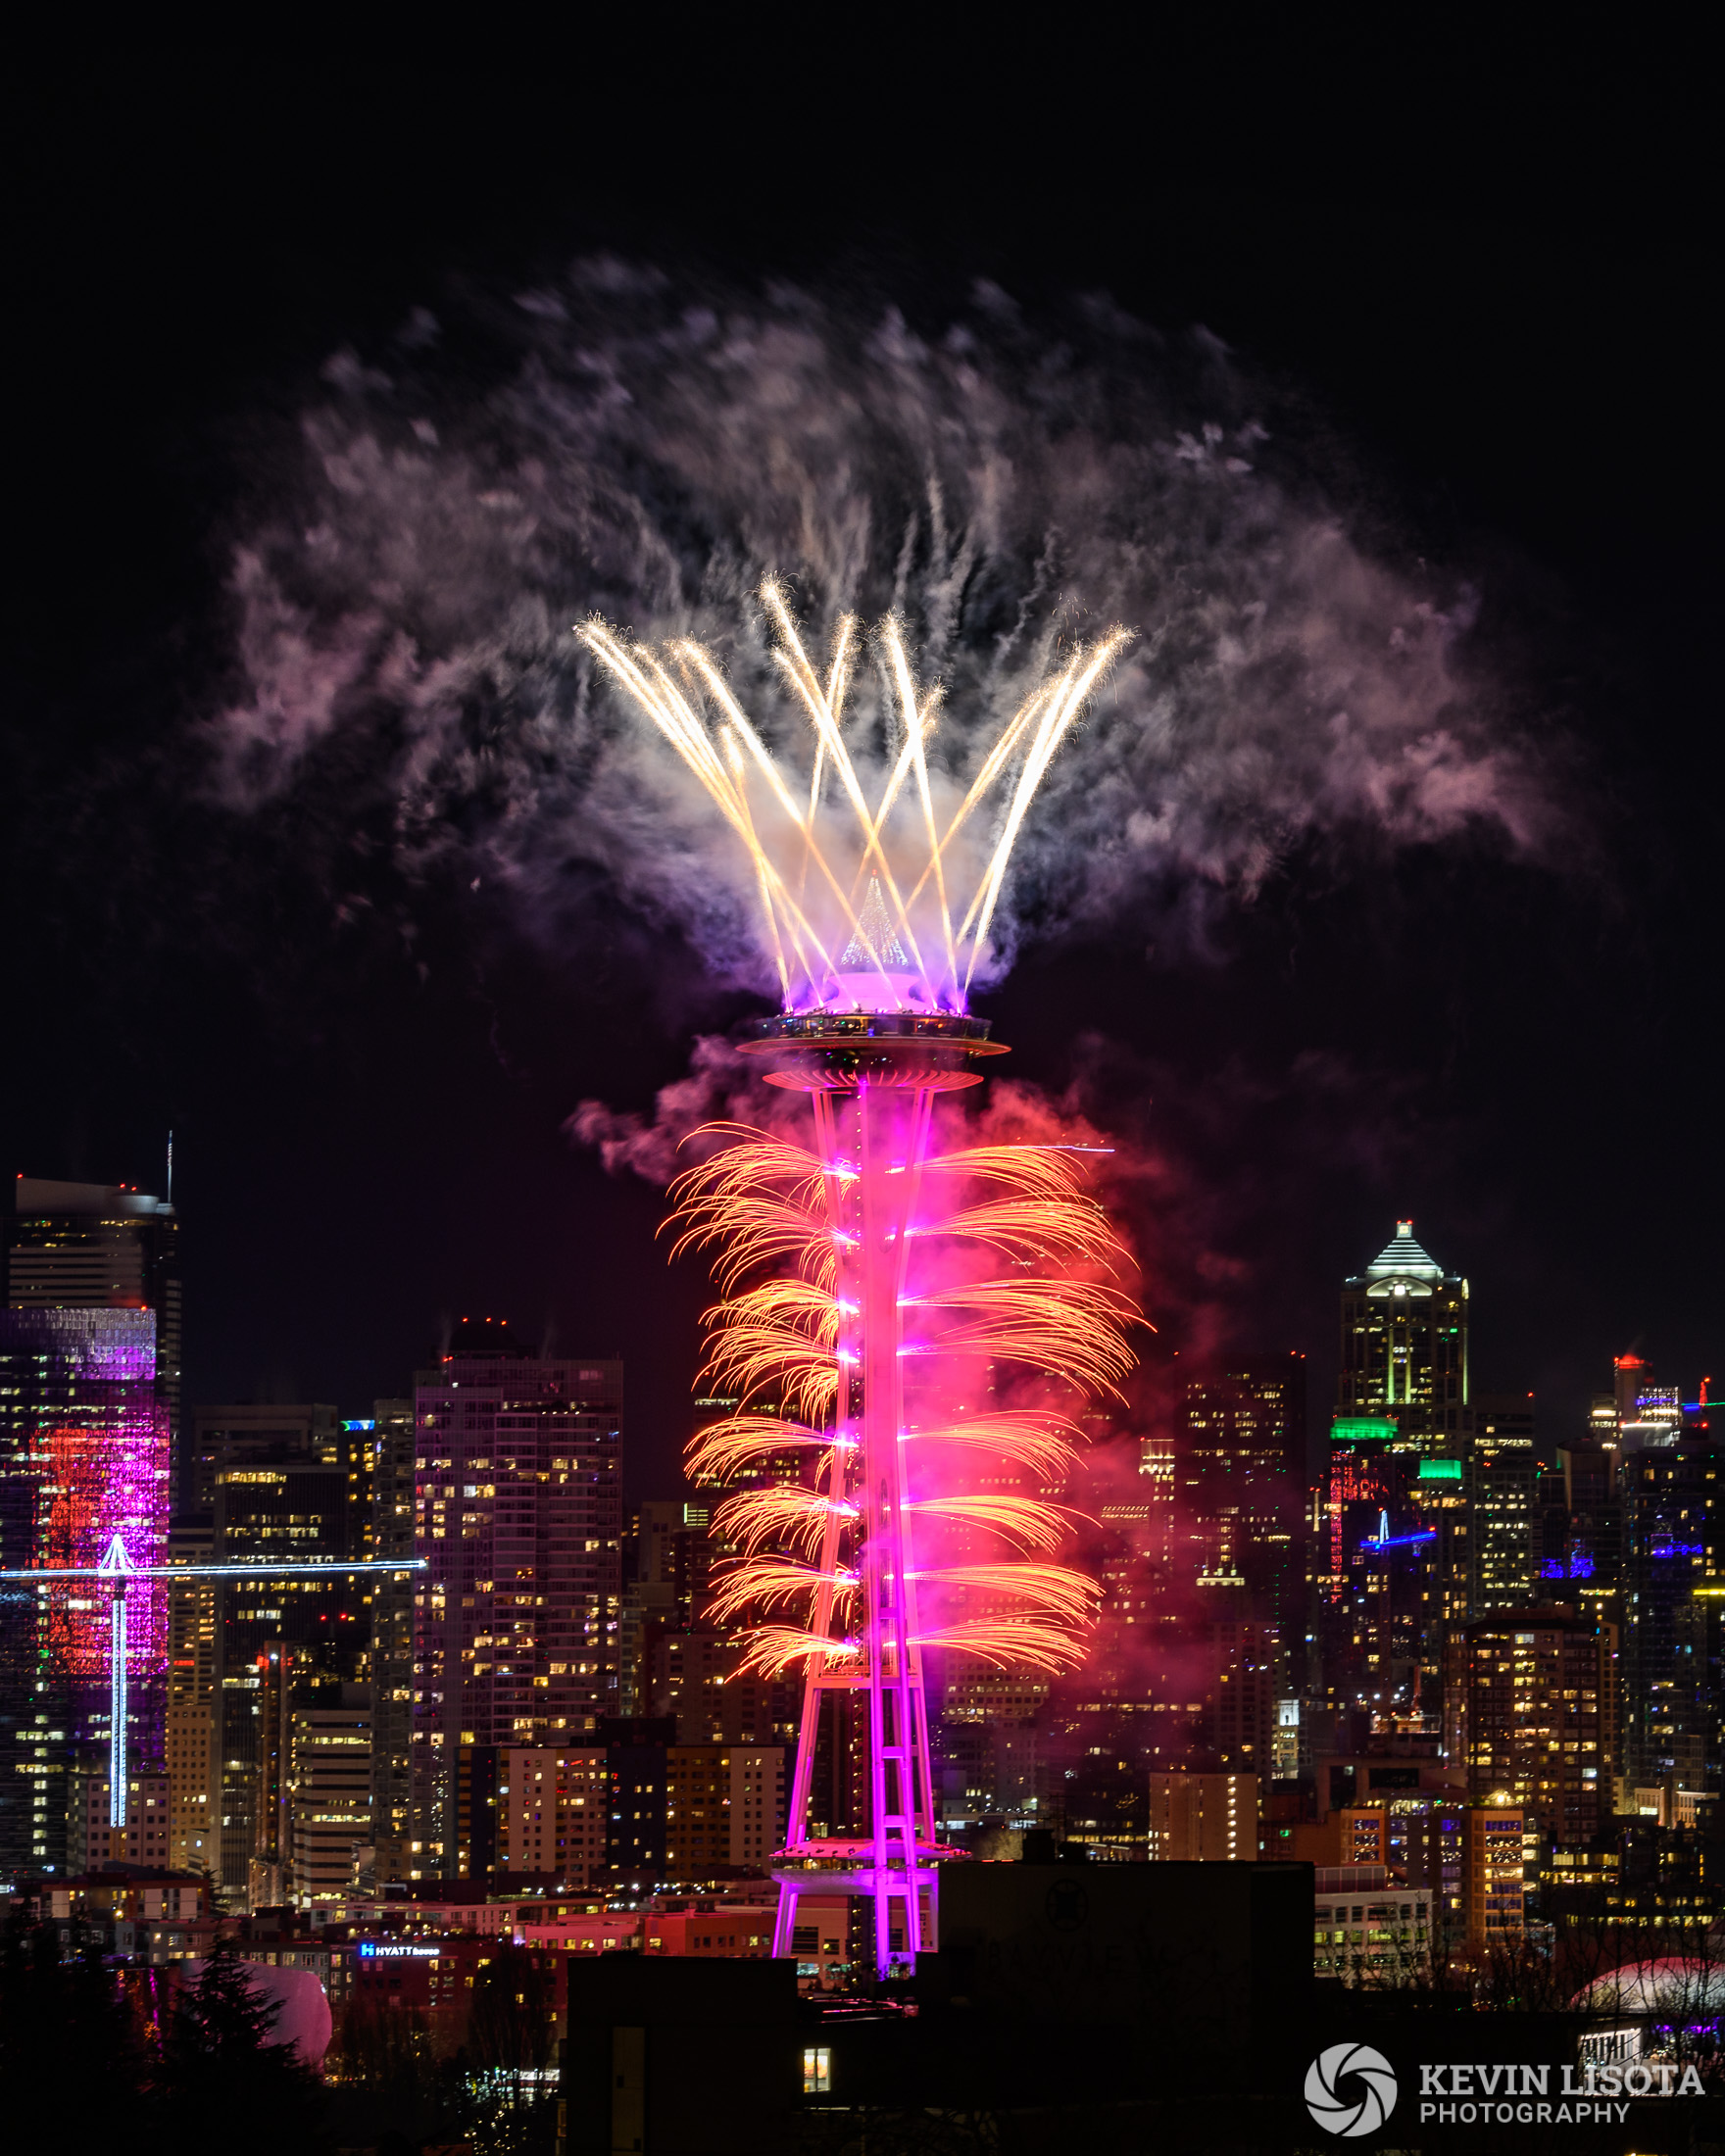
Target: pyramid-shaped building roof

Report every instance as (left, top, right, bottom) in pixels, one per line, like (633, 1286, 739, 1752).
(1362, 1219, 1447, 1282)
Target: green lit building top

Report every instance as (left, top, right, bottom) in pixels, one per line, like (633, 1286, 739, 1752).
(1338, 1219, 1468, 1446)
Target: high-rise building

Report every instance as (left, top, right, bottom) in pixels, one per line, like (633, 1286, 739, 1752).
(1535, 1358, 1714, 1812)
(66, 1764, 171, 1872)
(621, 1499, 718, 1719)
(1146, 1771, 1257, 1859)
(1550, 1439, 1624, 1631)
(1460, 1802, 1526, 1942)
(409, 1337, 622, 1879)
(288, 1691, 371, 1905)
(1312, 1427, 1430, 1724)
(649, 1630, 801, 1749)
(1464, 1395, 1537, 1612)
(250, 1642, 295, 1907)
(620, 1500, 682, 1719)
(665, 1744, 786, 1875)
(1462, 1605, 1609, 1849)
(366, 1399, 416, 1886)
(1619, 1430, 1723, 1793)
(5, 1176, 181, 1451)
(0, 1306, 171, 1876)
(1208, 1620, 1279, 1775)
(0, 1176, 180, 1877)
(198, 1404, 369, 1896)
(500, 1745, 610, 1881)
(1676, 1590, 1725, 1802)
(1178, 1355, 1306, 1654)
(165, 1519, 217, 1875)
(1338, 1221, 1468, 1442)
(1321, 1226, 1460, 1730)
(607, 1732, 670, 1875)
(187, 1401, 345, 1518)
(1403, 1797, 1469, 1940)
(1409, 1454, 1471, 1722)
(1322, 1224, 1545, 1758)
(1613, 1354, 1685, 1448)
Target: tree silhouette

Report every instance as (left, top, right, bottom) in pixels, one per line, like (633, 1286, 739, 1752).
(151, 1937, 324, 2152)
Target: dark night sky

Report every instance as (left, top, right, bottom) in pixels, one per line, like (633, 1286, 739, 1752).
(1, 35, 1716, 1496)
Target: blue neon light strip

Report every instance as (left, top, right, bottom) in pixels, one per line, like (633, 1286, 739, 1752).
(0, 1557, 427, 1582)
(1360, 1530, 1438, 1551)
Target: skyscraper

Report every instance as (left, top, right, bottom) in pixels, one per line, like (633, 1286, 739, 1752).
(4, 1177, 181, 1448)
(1319, 1221, 1542, 1753)
(1620, 1430, 1722, 1794)
(1, 1177, 178, 1875)
(1613, 1354, 1685, 1448)
(1178, 1354, 1306, 1656)
(1312, 1425, 1430, 1726)
(1463, 1604, 1609, 1849)
(165, 1518, 217, 1874)
(1338, 1221, 1468, 1442)
(367, 1399, 416, 1886)
(409, 1333, 621, 1880)
(288, 1693, 372, 1904)
(1147, 1771, 1257, 1859)
(499, 1744, 610, 1881)
(197, 1403, 370, 1895)
(620, 1499, 690, 1719)
(1464, 1395, 1536, 1613)
(0, 1308, 171, 1875)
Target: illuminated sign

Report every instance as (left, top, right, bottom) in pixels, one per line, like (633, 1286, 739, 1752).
(357, 1942, 440, 1958)
(1332, 1418, 1396, 1444)
(1417, 1457, 1461, 1481)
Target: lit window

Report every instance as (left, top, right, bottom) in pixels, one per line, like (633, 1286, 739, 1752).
(803, 2045, 832, 2095)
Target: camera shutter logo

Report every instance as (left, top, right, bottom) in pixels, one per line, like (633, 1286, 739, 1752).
(1305, 2042, 1398, 2136)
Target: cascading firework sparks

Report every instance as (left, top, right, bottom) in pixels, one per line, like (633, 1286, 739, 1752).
(676, 1129, 1134, 1683)
(581, 589, 1140, 1982)
(578, 583, 1130, 1012)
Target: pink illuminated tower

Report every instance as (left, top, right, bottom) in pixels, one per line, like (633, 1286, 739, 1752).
(747, 1007, 1004, 1976)
(583, 592, 1136, 1980)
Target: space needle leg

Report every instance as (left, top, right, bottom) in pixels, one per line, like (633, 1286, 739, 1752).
(110, 1583, 128, 1829)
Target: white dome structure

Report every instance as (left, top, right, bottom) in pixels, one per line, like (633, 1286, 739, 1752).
(1573, 1959, 1725, 2016)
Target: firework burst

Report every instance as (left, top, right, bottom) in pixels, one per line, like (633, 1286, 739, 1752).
(583, 589, 1139, 1981)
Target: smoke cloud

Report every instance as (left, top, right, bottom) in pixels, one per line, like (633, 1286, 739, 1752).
(566, 1035, 789, 1182)
(210, 264, 1556, 1000)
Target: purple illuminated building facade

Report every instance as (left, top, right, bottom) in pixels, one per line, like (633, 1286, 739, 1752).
(0, 1307, 171, 1873)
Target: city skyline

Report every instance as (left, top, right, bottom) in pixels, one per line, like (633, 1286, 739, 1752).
(5, 1172, 1707, 1487)
(15, 1182, 1714, 1883)
(0, 36, 1716, 2147)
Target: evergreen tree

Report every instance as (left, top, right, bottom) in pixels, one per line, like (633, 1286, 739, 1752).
(148, 1936, 325, 2152)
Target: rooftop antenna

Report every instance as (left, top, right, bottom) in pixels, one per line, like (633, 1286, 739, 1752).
(165, 1130, 173, 1208)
